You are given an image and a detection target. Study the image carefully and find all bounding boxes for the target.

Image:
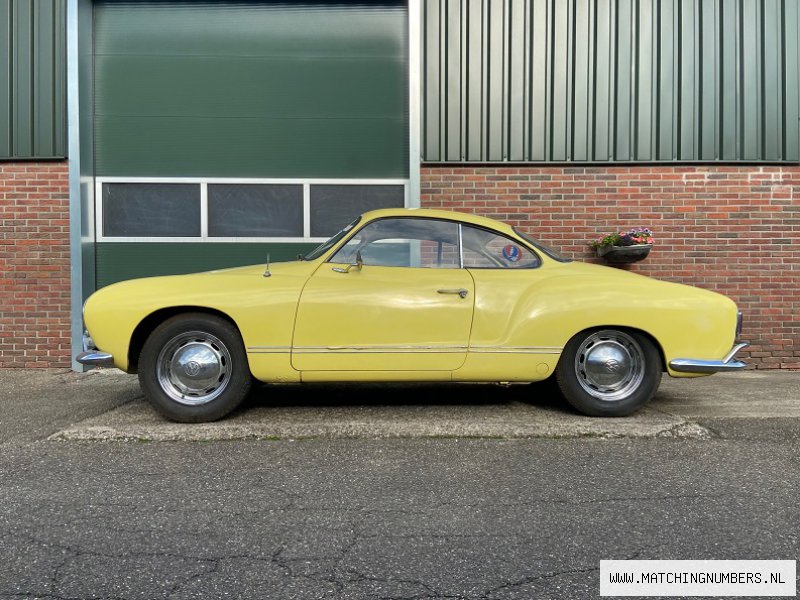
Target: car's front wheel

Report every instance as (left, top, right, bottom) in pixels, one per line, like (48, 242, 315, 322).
(138, 313, 252, 422)
(555, 328, 661, 417)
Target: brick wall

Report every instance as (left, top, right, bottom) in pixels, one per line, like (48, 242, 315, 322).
(421, 164, 800, 369)
(1, 161, 798, 369)
(0, 162, 71, 368)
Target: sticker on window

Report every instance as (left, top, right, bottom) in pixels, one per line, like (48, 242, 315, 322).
(502, 244, 521, 262)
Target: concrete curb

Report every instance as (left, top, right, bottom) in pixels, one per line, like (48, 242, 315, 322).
(40, 370, 799, 442)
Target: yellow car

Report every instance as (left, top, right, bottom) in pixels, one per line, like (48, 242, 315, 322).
(78, 208, 747, 422)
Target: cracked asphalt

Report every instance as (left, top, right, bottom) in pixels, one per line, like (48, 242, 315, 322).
(0, 369, 798, 599)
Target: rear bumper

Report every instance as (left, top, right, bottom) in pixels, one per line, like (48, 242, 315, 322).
(76, 331, 114, 367)
(669, 342, 749, 374)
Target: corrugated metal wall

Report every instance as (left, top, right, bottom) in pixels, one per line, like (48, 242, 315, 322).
(0, 0, 66, 159)
(423, 0, 800, 162)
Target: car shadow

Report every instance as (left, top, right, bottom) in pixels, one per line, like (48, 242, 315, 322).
(240, 378, 567, 412)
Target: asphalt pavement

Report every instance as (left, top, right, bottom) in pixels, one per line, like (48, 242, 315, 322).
(0, 369, 797, 599)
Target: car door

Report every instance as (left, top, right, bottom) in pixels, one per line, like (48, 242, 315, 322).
(292, 217, 474, 372)
(455, 224, 554, 380)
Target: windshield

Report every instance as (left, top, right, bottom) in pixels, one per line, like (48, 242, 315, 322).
(302, 217, 362, 261)
(513, 227, 572, 263)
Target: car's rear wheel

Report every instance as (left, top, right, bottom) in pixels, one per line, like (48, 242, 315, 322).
(555, 328, 661, 417)
(138, 313, 251, 422)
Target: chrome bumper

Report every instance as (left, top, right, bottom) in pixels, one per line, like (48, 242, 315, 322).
(76, 350, 114, 367)
(669, 342, 749, 374)
(76, 331, 114, 367)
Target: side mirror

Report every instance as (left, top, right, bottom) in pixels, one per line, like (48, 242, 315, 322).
(332, 250, 364, 274)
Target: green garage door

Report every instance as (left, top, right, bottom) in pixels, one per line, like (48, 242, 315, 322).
(92, 0, 408, 287)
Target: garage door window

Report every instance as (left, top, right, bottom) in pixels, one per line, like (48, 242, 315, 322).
(97, 178, 406, 242)
(102, 183, 201, 237)
(207, 184, 304, 238)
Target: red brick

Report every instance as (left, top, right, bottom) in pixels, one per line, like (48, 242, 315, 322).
(0, 161, 70, 368)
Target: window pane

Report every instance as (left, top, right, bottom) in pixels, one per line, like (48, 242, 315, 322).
(310, 184, 404, 237)
(461, 225, 540, 268)
(103, 183, 200, 237)
(331, 218, 459, 268)
(208, 184, 303, 237)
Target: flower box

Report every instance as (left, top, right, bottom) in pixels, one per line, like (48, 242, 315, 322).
(596, 243, 653, 264)
(591, 227, 654, 264)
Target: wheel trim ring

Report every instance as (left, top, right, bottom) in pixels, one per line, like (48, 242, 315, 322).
(156, 331, 232, 406)
(574, 330, 646, 402)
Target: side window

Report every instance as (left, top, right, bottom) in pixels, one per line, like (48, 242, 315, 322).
(461, 225, 540, 269)
(331, 218, 460, 268)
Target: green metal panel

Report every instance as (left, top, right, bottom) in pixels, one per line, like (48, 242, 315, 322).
(95, 242, 317, 289)
(616, 0, 633, 160)
(634, 0, 655, 159)
(93, 1, 408, 178)
(784, 0, 800, 161)
(0, 0, 66, 159)
(422, 0, 800, 162)
(719, 0, 738, 159)
(699, 0, 716, 159)
(570, 0, 591, 161)
(529, 0, 547, 160)
(0, 0, 10, 155)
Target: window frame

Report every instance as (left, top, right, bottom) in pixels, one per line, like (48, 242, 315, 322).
(95, 176, 409, 243)
(460, 223, 542, 269)
(325, 216, 543, 270)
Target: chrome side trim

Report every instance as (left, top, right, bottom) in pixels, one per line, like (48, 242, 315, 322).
(293, 345, 467, 354)
(469, 346, 562, 354)
(76, 351, 114, 367)
(457, 223, 464, 268)
(248, 345, 563, 355)
(247, 346, 292, 354)
(669, 343, 749, 374)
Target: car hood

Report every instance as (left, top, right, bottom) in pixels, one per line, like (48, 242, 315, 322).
(194, 259, 316, 279)
(86, 259, 318, 314)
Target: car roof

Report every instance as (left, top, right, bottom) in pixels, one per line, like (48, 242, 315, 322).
(359, 208, 518, 237)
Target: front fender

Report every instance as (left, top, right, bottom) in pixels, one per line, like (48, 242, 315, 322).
(83, 265, 309, 373)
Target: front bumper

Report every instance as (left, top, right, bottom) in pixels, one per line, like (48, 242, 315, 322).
(76, 331, 114, 367)
(669, 342, 749, 374)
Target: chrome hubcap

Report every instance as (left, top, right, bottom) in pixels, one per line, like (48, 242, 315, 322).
(574, 330, 645, 401)
(156, 331, 231, 406)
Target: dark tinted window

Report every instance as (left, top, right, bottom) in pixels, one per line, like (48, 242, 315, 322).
(102, 183, 200, 237)
(208, 184, 303, 237)
(310, 184, 404, 237)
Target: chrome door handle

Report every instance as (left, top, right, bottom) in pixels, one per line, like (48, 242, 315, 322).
(437, 288, 469, 299)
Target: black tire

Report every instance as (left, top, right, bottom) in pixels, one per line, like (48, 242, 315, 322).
(138, 313, 252, 422)
(555, 328, 661, 417)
